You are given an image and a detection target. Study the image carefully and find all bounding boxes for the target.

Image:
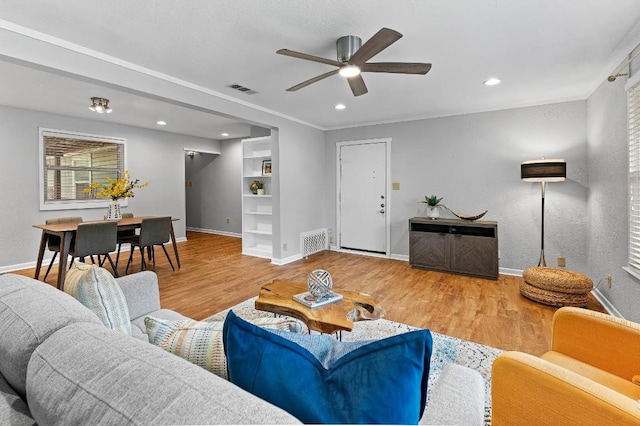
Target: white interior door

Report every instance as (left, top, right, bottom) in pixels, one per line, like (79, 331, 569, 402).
(338, 140, 388, 254)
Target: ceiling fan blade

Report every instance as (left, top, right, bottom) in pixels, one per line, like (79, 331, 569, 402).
(286, 69, 340, 91)
(361, 62, 432, 74)
(348, 28, 402, 66)
(348, 74, 368, 96)
(276, 49, 342, 67)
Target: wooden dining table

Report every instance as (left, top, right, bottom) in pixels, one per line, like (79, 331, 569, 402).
(33, 216, 181, 290)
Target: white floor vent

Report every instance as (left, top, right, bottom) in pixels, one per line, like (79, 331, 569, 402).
(301, 228, 329, 258)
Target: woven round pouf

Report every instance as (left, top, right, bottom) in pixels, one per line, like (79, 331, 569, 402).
(521, 267, 593, 307)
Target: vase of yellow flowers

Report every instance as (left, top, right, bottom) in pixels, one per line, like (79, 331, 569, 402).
(84, 171, 150, 220)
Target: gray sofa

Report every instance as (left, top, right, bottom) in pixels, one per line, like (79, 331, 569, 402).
(0, 271, 484, 425)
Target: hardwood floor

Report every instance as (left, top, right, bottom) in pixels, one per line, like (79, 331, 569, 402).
(14, 230, 606, 356)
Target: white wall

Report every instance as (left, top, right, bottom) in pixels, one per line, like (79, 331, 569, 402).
(325, 101, 589, 273)
(0, 105, 220, 270)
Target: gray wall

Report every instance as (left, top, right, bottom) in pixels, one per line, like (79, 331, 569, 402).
(587, 73, 640, 321)
(185, 139, 242, 235)
(325, 101, 589, 273)
(0, 28, 328, 265)
(0, 104, 220, 270)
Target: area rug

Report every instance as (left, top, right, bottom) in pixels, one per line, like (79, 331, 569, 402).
(211, 297, 502, 425)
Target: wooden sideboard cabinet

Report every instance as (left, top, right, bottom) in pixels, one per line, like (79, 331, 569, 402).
(409, 217, 499, 280)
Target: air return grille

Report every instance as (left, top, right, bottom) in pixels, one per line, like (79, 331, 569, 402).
(301, 228, 329, 258)
(227, 83, 258, 95)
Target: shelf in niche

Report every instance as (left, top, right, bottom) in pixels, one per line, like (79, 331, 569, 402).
(243, 174, 272, 178)
(245, 229, 272, 236)
(243, 154, 271, 160)
(242, 245, 273, 258)
(243, 194, 272, 198)
(245, 211, 272, 216)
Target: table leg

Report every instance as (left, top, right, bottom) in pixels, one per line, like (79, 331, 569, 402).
(57, 231, 73, 291)
(34, 231, 49, 280)
(169, 223, 181, 269)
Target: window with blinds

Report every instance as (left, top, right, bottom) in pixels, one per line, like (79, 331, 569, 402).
(39, 129, 125, 210)
(628, 81, 640, 271)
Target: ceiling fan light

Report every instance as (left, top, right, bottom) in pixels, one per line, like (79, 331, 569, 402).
(339, 65, 361, 78)
(483, 78, 501, 86)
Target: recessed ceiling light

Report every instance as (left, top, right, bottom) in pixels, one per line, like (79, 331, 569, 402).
(483, 78, 501, 86)
(335, 103, 346, 110)
(221, 132, 229, 137)
(157, 120, 167, 126)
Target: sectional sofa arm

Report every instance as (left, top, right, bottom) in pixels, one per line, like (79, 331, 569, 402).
(551, 307, 640, 380)
(492, 351, 640, 426)
(115, 271, 161, 319)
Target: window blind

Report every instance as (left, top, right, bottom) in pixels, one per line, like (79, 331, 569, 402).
(628, 81, 640, 270)
(42, 132, 124, 204)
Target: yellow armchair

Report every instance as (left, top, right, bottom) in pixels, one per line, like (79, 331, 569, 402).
(492, 307, 640, 425)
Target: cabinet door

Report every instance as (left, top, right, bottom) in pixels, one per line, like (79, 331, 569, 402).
(409, 231, 449, 270)
(450, 235, 498, 279)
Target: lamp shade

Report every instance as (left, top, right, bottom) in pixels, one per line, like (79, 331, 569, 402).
(521, 159, 566, 182)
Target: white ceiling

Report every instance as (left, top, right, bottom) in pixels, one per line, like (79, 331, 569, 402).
(1, 0, 640, 139)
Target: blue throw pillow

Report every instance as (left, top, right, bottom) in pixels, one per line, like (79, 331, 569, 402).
(222, 310, 432, 424)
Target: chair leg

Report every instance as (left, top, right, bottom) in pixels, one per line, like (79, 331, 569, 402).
(115, 243, 123, 269)
(161, 244, 175, 271)
(105, 254, 119, 278)
(126, 248, 135, 274)
(43, 252, 58, 281)
(139, 246, 147, 271)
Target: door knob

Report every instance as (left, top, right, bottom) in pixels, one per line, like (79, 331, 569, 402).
(379, 209, 385, 214)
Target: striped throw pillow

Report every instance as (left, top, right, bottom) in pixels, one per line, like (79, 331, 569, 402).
(64, 264, 132, 336)
(145, 315, 304, 380)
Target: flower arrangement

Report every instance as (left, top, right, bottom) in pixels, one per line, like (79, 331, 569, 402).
(84, 171, 150, 201)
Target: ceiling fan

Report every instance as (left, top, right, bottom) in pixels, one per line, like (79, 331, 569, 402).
(277, 28, 431, 97)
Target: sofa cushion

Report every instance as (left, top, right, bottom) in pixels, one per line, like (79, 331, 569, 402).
(223, 310, 433, 424)
(145, 315, 305, 380)
(26, 322, 301, 425)
(0, 373, 34, 426)
(420, 363, 485, 426)
(64, 264, 132, 335)
(0, 273, 102, 399)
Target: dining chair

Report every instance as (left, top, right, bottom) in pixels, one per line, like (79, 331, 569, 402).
(69, 221, 119, 277)
(125, 216, 175, 273)
(114, 212, 135, 268)
(42, 216, 83, 281)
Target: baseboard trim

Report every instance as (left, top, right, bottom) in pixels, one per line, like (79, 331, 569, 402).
(186, 227, 241, 238)
(591, 288, 624, 318)
(499, 267, 523, 277)
(271, 254, 302, 265)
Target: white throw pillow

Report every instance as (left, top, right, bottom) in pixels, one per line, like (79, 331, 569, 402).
(64, 264, 132, 335)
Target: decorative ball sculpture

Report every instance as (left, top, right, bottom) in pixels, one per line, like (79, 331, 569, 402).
(306, 269, 333, 297)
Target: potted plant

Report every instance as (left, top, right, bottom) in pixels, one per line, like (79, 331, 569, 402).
(420, 195, 443, 219)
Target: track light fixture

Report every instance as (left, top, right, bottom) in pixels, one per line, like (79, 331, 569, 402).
(89, 97, 112, 114)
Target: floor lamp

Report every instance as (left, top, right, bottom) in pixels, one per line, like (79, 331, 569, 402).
(521, 158, 566, 266)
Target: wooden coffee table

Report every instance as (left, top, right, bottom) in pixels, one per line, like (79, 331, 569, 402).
(255, 280, 384, 335)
